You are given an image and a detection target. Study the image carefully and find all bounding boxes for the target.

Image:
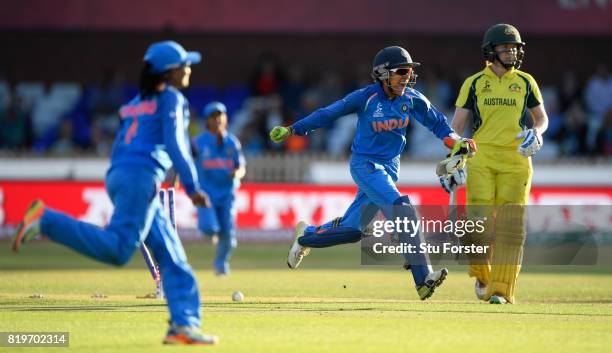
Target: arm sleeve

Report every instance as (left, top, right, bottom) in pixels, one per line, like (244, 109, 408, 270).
(291, 89, 365, 136)
(526, 75, 543, 108)
(233, 137, 246, 168)
(455, 77, 475, 110)
(412, 94, 454, 140)
(161, 92, 201, 195)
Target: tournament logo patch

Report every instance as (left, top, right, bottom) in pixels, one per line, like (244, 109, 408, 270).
(401, 104, 408, 113)
(482, 81, 492, 93)
(509, 83, 521, 92)
(373, 103, 384, 118)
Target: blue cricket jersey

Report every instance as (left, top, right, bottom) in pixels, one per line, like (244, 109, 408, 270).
(291, 83, 453, 161)
(193, 131, 245, 201)
(110, 86, 201, 194)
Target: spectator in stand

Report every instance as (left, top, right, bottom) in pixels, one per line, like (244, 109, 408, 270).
(584, 64, 612, 151)
(0, 89, 31, 150)
(560, 100, 589, 156)
(347, 62, 373, 90)
(595, 110, 612, 156)
(248, 52, 284, 97)
(88, 69, 124, 144)
(281, 64, 307, 118)
(50, 119, 77, 155)
(557, 70, 583, 113)
(415, 67, 453, 114)
(89, 119, 114, 156)
(309, 71, 346, 152)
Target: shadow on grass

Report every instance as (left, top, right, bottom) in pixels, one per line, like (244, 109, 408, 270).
(0, 303, 167, 312)
(201, 302, 612, 317)
(1, 300, 610, 317)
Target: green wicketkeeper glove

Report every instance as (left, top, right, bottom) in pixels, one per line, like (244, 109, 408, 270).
(449, 138, 477, 158)
(437, 137, 477, 176)
(269, 126, 293, 143)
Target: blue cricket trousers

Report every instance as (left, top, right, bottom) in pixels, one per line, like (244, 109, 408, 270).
(197, 194, 237, 274)
(301, 155, 433, 286)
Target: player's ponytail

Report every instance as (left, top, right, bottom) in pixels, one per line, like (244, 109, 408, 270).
(139, 62, 165, 99)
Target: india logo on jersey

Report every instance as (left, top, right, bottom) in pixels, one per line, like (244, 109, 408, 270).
(371, 117, 410, 132)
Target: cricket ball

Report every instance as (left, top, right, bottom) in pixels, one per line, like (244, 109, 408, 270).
(232, 291, 244, 302)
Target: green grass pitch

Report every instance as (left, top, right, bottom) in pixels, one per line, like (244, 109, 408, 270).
(1, 240, 611, 353)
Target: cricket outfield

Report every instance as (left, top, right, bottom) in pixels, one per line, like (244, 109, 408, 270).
(1, 241, 611, 353)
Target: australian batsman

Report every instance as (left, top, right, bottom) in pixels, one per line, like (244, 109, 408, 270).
(445, 24, 549, 304)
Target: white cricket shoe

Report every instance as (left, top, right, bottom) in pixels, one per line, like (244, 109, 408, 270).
(287, 221, 310, 269)
(475, 279, 487, 301)
(416, 268, 448, 300)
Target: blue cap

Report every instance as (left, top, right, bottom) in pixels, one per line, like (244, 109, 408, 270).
(203, 102, 227, 117)
(144, 41, 201, 74)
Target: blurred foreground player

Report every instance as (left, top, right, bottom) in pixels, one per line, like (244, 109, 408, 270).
(446, 24, 548, 304)
(270, 46, 476, 300)
(12, 41, 218, 344)
(193, 102, 245, 276)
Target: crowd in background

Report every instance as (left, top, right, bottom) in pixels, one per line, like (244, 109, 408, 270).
(1, 55, 611, 160)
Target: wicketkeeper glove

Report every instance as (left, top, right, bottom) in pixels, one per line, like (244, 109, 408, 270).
(269, 126, 294, 143)
(516, 128, 543, 157)
(437, 137, 477, 177)
(443, 136, 477, 158)
(439, 169, 466, 193)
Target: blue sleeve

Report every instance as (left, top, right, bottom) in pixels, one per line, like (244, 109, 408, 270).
(160, 91, 201, 195)
(411, 92, 454, 140)
(291, 89, 365, 136)
(231, 136, 245, 168)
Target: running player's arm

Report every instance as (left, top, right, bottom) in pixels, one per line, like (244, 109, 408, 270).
(231, 136, 246, 180)
(161, 91, 202, 195)
(290, 89, 366, 135)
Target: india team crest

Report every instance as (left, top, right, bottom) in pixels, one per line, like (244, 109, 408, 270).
(401, 104, 408, 113)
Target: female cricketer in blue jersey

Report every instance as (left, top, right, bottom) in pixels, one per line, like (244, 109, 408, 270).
(12, 41, 218, 345)
(193, 101, 245, 276)
(270, 46, 476, 300)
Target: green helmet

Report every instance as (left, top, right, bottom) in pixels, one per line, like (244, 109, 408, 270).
(482, 24, 525, 69)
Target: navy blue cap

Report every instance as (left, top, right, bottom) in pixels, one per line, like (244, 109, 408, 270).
(203, 101, 227, 117)
(144, 41, 201, 74)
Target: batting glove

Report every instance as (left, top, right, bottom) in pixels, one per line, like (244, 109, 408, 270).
(269, 126, 293, 143)
(516, 128, 542, 157)
(439, 169, 466, 193)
